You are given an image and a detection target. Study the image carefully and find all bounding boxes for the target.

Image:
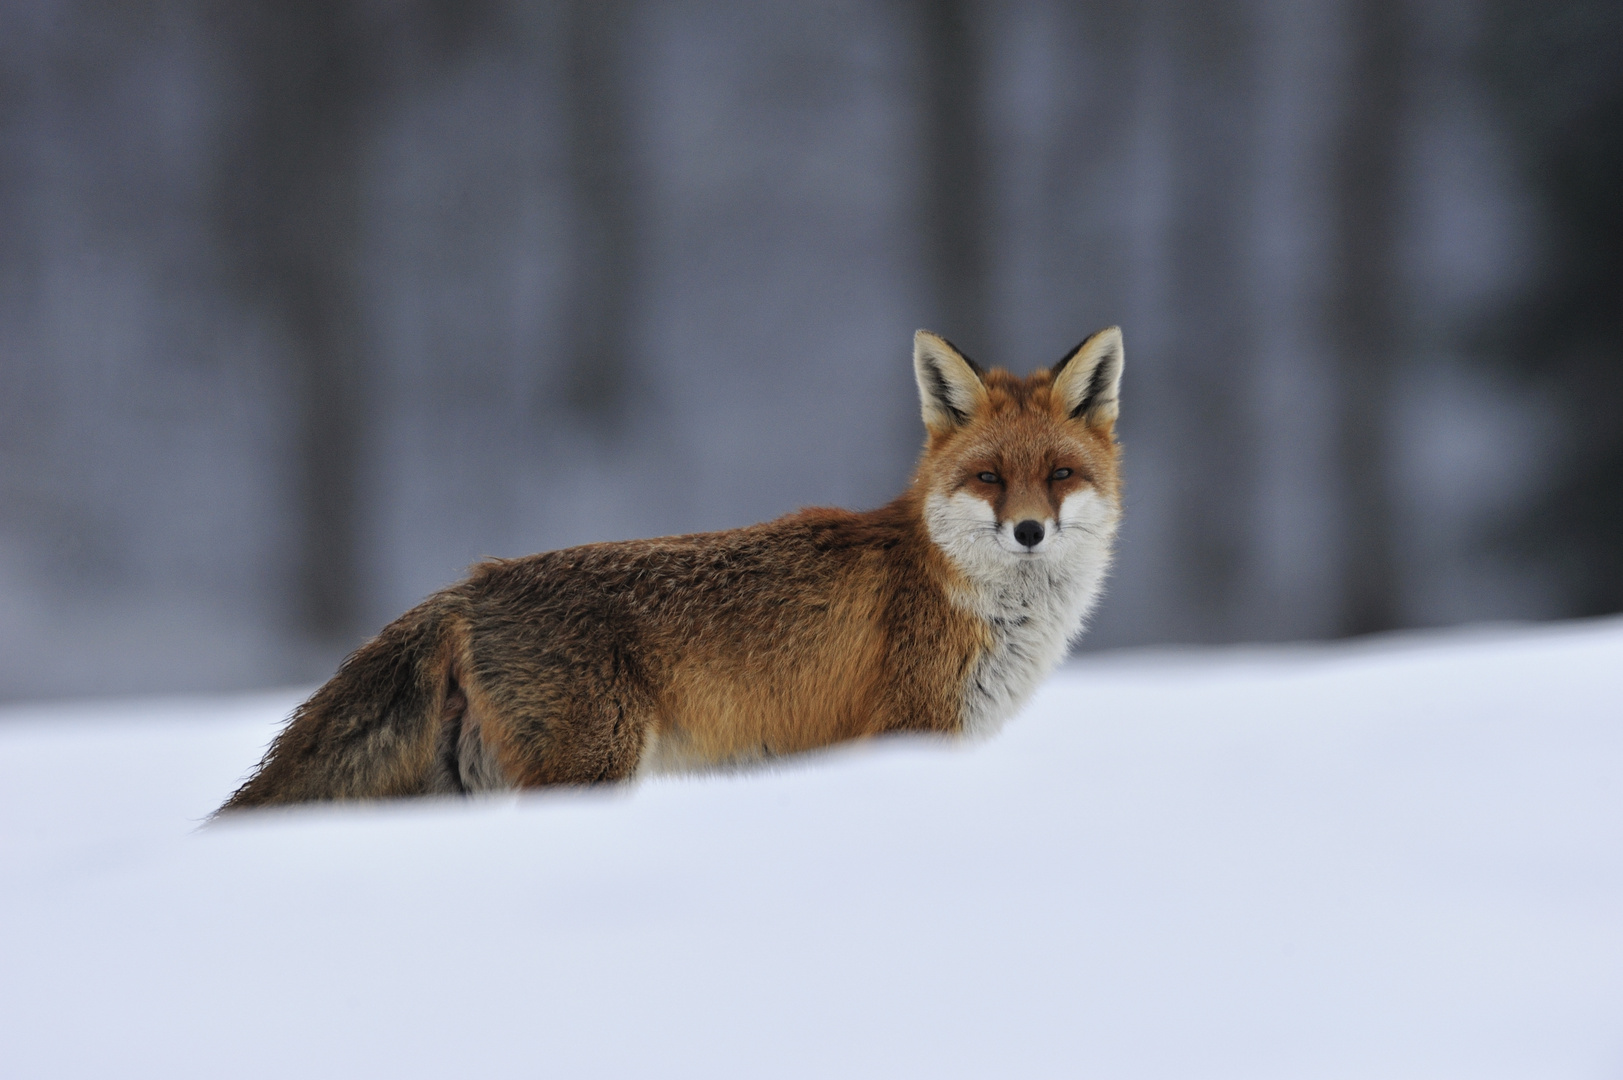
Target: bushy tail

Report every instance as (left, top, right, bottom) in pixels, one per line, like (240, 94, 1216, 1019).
(218, 594, 470, 812)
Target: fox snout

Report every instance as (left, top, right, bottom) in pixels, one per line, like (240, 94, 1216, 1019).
(996, 488, 1056, 553)
(998, 513, 1052, 554)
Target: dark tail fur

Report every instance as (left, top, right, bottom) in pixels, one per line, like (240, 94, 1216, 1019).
(218, 593, 471, 812)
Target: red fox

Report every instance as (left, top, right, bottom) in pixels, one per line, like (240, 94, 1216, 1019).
(220, 327, 1124, 809)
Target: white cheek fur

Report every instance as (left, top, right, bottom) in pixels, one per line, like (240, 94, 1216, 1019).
(924, 489, 1002, 573)
(1055, 487, 1116, 547)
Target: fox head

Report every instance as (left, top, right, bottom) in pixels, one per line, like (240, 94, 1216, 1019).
(911, 327, 1124, 587)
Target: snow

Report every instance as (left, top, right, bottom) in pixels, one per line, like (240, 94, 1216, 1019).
(2, 620, 1621, 1079)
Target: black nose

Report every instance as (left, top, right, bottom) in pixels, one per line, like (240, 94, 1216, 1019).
(1013, 519, 1044, 548)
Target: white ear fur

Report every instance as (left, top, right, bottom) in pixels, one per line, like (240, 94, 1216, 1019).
(1051, 326, 1123, 429)
(914, 330, 988, 436)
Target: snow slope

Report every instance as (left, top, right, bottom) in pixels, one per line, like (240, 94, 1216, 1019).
(2, 620, 1620, 1079)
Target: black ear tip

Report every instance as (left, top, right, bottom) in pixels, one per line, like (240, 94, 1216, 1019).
(1052, 326, 1124, 375)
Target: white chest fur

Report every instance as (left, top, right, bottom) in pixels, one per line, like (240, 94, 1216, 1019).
(925, 488, 1118, 736)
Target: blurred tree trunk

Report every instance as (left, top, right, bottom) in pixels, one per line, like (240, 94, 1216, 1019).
(212, 1, 372, 646)
(1331, 0, 1409, 636)
(1160, 2, 1260, 641)
(917, 0, 989, 359)
(1482, 0, 1623, 616)
(212, 1, 493, 646)
(560, 0, 638, 417)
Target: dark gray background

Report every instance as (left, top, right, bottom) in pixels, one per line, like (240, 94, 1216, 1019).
(1, 0, 1617, 700)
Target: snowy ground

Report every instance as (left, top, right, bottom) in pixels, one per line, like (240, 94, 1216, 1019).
(2, 620, 1620, 1079)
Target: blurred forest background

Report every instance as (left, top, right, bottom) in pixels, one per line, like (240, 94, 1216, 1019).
(0, 0, 1618, 701)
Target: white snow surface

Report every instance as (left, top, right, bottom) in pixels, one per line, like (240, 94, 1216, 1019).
(2, 620, 1621, 1079)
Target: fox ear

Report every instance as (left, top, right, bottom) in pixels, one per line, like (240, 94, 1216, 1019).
(1051, 326, 1123, 429)
(914, 330, 988, 436)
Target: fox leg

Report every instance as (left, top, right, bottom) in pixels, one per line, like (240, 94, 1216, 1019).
(445, 667, 656, 790)
(425, 680, 501, 793)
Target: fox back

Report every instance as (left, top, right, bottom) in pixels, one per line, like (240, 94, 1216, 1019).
(220, 328, 1124, 810)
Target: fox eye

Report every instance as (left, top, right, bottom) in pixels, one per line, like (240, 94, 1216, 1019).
(1051, 468, 1072, 481)
(976, 472, 1000, 484)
